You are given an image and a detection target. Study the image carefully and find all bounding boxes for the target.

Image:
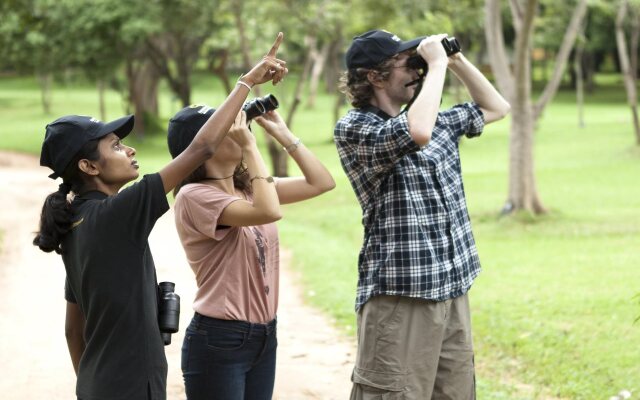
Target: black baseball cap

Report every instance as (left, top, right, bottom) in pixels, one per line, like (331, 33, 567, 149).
(167, 104, 216, 159)
(346, 30, 425, 69)
(40, 115, 134, 179)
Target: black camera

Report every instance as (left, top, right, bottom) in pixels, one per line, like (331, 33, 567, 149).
(405, 37, 461, 73)
(158, 282, 180, 346)
(243, 94, 279, 121)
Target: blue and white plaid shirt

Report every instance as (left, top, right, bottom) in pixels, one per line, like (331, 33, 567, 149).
(334, 102, 485, 310)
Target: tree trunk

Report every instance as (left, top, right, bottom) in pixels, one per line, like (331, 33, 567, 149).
(146, 36, 195, 107)
(485, 0, 516, 100)
(575, 23, 586, 128)
(630, 6, 639, 80)
(486, 0, 589, 215)
(324, 33, 343, 94)
(287, 35, 317, 127)
(37, 72, 52, 115)
(449, 75, 463, 105)
(533, 0, 588, 120)
(126, 59, 160, 138)
(307, 42, 330, 108)
(97, 79, 106, 121)
(507, 98, 545, 213)
(615, 0, 640, 144)
(232, 0, 288, 174)
(175, 47, 192, 106)
(584, 51, 596, 92)
(208, 49, 232, 94)
(505, 0, 547, 214)
(232, 2, 252, 77)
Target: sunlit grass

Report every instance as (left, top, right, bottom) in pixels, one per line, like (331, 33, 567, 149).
(1, 74, 638, 399)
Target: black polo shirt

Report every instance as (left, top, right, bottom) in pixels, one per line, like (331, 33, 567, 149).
(62, 173, 169, 400)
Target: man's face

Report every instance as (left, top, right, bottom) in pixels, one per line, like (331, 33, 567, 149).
(382, 53, 421, 106)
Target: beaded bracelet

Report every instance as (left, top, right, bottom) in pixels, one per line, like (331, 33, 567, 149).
(250, 175, 274, 184)
(284, 138, 302, 154)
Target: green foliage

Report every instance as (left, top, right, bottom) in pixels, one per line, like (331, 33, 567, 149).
(344, 0, 485, 48)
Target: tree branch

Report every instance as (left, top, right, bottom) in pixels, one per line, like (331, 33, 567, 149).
(484, 0, 516, 100)
(533, 0, 588, 121)
(509, 0, 523, 33)
(513, 0, 537, 102)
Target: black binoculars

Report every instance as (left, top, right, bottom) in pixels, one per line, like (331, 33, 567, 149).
(158, 282, 180, 346)
(405, 37, 461, 73)
(243, 94, 279, 121)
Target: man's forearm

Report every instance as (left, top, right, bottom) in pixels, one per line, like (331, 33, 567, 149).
(448, 54, 511, 123)
(407, 62, 448, 146)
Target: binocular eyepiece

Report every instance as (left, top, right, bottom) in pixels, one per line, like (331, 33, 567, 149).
(243, 94, 279, 121)
(405, 37, 461, 73)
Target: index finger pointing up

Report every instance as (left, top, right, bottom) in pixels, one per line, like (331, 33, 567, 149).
(267, 32, 284, 57)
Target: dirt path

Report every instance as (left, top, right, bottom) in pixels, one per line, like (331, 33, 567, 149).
(0, 151, 355, 399)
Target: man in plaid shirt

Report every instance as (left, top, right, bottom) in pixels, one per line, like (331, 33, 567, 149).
(335, 30, 510, 399)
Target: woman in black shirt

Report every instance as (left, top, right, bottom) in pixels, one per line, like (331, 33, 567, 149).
(32, 33, 288, 400)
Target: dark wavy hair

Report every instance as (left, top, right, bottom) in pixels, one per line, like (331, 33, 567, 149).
(339, 55, 399, 108)
(173, 162, 251, 197)
(33, 139, 101, 254)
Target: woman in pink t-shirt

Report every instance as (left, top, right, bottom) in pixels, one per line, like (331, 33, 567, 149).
(168, 105, 335, 400)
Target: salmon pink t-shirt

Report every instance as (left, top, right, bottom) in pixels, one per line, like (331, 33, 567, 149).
(174, 183, 279, 324)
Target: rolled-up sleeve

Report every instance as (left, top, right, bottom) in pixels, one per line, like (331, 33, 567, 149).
(440, 102, 485, 139)
(335, 112, 420, 177)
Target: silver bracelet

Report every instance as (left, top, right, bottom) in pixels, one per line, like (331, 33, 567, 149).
(236, 80, 252, 91)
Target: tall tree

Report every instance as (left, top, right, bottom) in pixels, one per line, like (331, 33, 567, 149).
(144, 0, 220, 107)
(485, 0, 588, 214)
(615, 0, 640, 144)
(0, 0, 74, 113)
(231, 0, 290, 176)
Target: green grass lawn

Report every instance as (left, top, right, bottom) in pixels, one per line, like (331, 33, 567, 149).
(1, 74, 638, 399)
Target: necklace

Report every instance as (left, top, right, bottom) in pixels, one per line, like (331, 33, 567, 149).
(203, 173, 234, 180)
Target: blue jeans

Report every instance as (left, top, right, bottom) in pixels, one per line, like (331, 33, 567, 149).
(181, 313, 277, 400)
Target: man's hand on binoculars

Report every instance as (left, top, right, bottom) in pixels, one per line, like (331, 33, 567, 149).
(416, 34, 449, 69)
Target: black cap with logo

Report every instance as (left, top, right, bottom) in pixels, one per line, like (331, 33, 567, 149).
(40, 115, 134, 179)
(167, 105, 216, 159)
(345, 30, 425, 69)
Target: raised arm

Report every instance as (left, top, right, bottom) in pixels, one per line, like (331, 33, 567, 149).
(158, 33, 289, 194)
(254, 111, 335, 205)
(447, 53, 511, 124)
(406, 34, 451, 147)
(217, 112, 282, 227)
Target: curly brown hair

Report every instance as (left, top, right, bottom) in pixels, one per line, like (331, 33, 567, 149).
(339, 55, 399, 108)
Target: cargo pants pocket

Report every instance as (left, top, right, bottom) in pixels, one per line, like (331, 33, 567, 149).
(351, 367, 408, 400)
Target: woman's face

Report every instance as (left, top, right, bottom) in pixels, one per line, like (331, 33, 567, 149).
(94, 133, 139, 185)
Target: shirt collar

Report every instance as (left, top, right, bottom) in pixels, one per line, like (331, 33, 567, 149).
(72, 190, 109, 207)
(360, 105, 395, 121)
